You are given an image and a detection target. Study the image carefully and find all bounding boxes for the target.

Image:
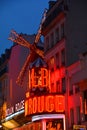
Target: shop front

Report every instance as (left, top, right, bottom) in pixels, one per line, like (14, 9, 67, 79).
(21, 94, 65, 130)
(14, 114, 65, 130)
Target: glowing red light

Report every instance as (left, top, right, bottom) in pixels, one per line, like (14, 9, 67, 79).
(30, 68, 49, 88)
(25, 95, 65, 116)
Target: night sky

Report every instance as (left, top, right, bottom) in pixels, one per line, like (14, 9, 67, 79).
(0, 0, 49, 56)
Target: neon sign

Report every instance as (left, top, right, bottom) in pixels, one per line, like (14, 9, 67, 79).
(25, 95, 65, 116)
(30, 68, 49, 88)
(6, 100, 24, 117)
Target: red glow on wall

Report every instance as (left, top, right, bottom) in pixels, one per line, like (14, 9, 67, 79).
(25, 95, 65, 116)
(80, 96, 83, 113)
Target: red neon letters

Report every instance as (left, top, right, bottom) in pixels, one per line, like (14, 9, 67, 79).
(25, 95, 65, 116)
(30, 68, 49, 88)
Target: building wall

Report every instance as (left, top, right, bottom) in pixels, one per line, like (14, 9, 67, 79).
(0, 48, 12, 119)
(42, 0, 87, 129)
(0, 44, 29, 121)
(42, 0, 67, 129)
(65, 0, 87, 66)
(0, 34, 37, 121)
(8, 44, 29, 106)
(67, 61, 81, 128)
(70, 53, 87, 124)
(0, 0, 87, 129)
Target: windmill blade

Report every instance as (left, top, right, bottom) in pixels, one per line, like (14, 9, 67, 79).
(16, 54, 32, 86)
(34, 9, 47, 44)
(8, 30, 32, 49)
(8, 29, 44, 58)
(32, 44, 44, 59)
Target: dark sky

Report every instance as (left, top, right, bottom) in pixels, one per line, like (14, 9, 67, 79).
(0, 0, 49, 56)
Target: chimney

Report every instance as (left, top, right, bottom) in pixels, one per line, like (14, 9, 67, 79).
(49, 0, 56, 9)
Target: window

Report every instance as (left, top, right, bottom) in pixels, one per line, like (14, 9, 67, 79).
(51, 68, 54, 72)
(69, 79, 73, 95)
(76, 106, 81, 124)
(51, 83, 55, 93)
(84, 99, 87, 114)
(50, 32, 54, 47)
(75, 85, 80, 93)
(80, 96, 83, 113)
(62, 77, 66, 93)
(70, 108, 74, 126)
(50, 56, 55, 66)
(0, 82, 2, 98)
(84, 98, 87, 120)
(45, 36, 49, 51)
(61, 23, 64, 38)
(55, 27, 59, 43)
(84, 90, 87, 98)
(61, 49, 65, 66)
(50, 57, 55, 71)
(56, 53, 59, 68)
(1, 79, 8, 101)
(56, 80, 61, 93)
(0, 82, 2, 91)
(69, 89, 73, 95)
(84, 90, 87, 118)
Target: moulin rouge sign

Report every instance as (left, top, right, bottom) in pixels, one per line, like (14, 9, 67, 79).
(25, 64, 65, 116)
(25, 95, 65, 116)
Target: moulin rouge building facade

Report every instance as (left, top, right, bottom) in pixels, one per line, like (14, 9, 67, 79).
(24, 0, 66, 129)
(24, 56, 65, 129)
(0, 1, 66, 129)
(0, 0, 87, 130)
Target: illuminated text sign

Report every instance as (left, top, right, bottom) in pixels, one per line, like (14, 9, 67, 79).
(30, 68, 49, 88)
(6, 100, 24, 117)
(25, 95, 65, 116)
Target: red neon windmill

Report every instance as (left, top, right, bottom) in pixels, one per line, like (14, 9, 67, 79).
(8, 9, 47, 86)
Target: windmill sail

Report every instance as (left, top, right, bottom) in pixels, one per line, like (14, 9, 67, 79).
(8, 9, 47, 86)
